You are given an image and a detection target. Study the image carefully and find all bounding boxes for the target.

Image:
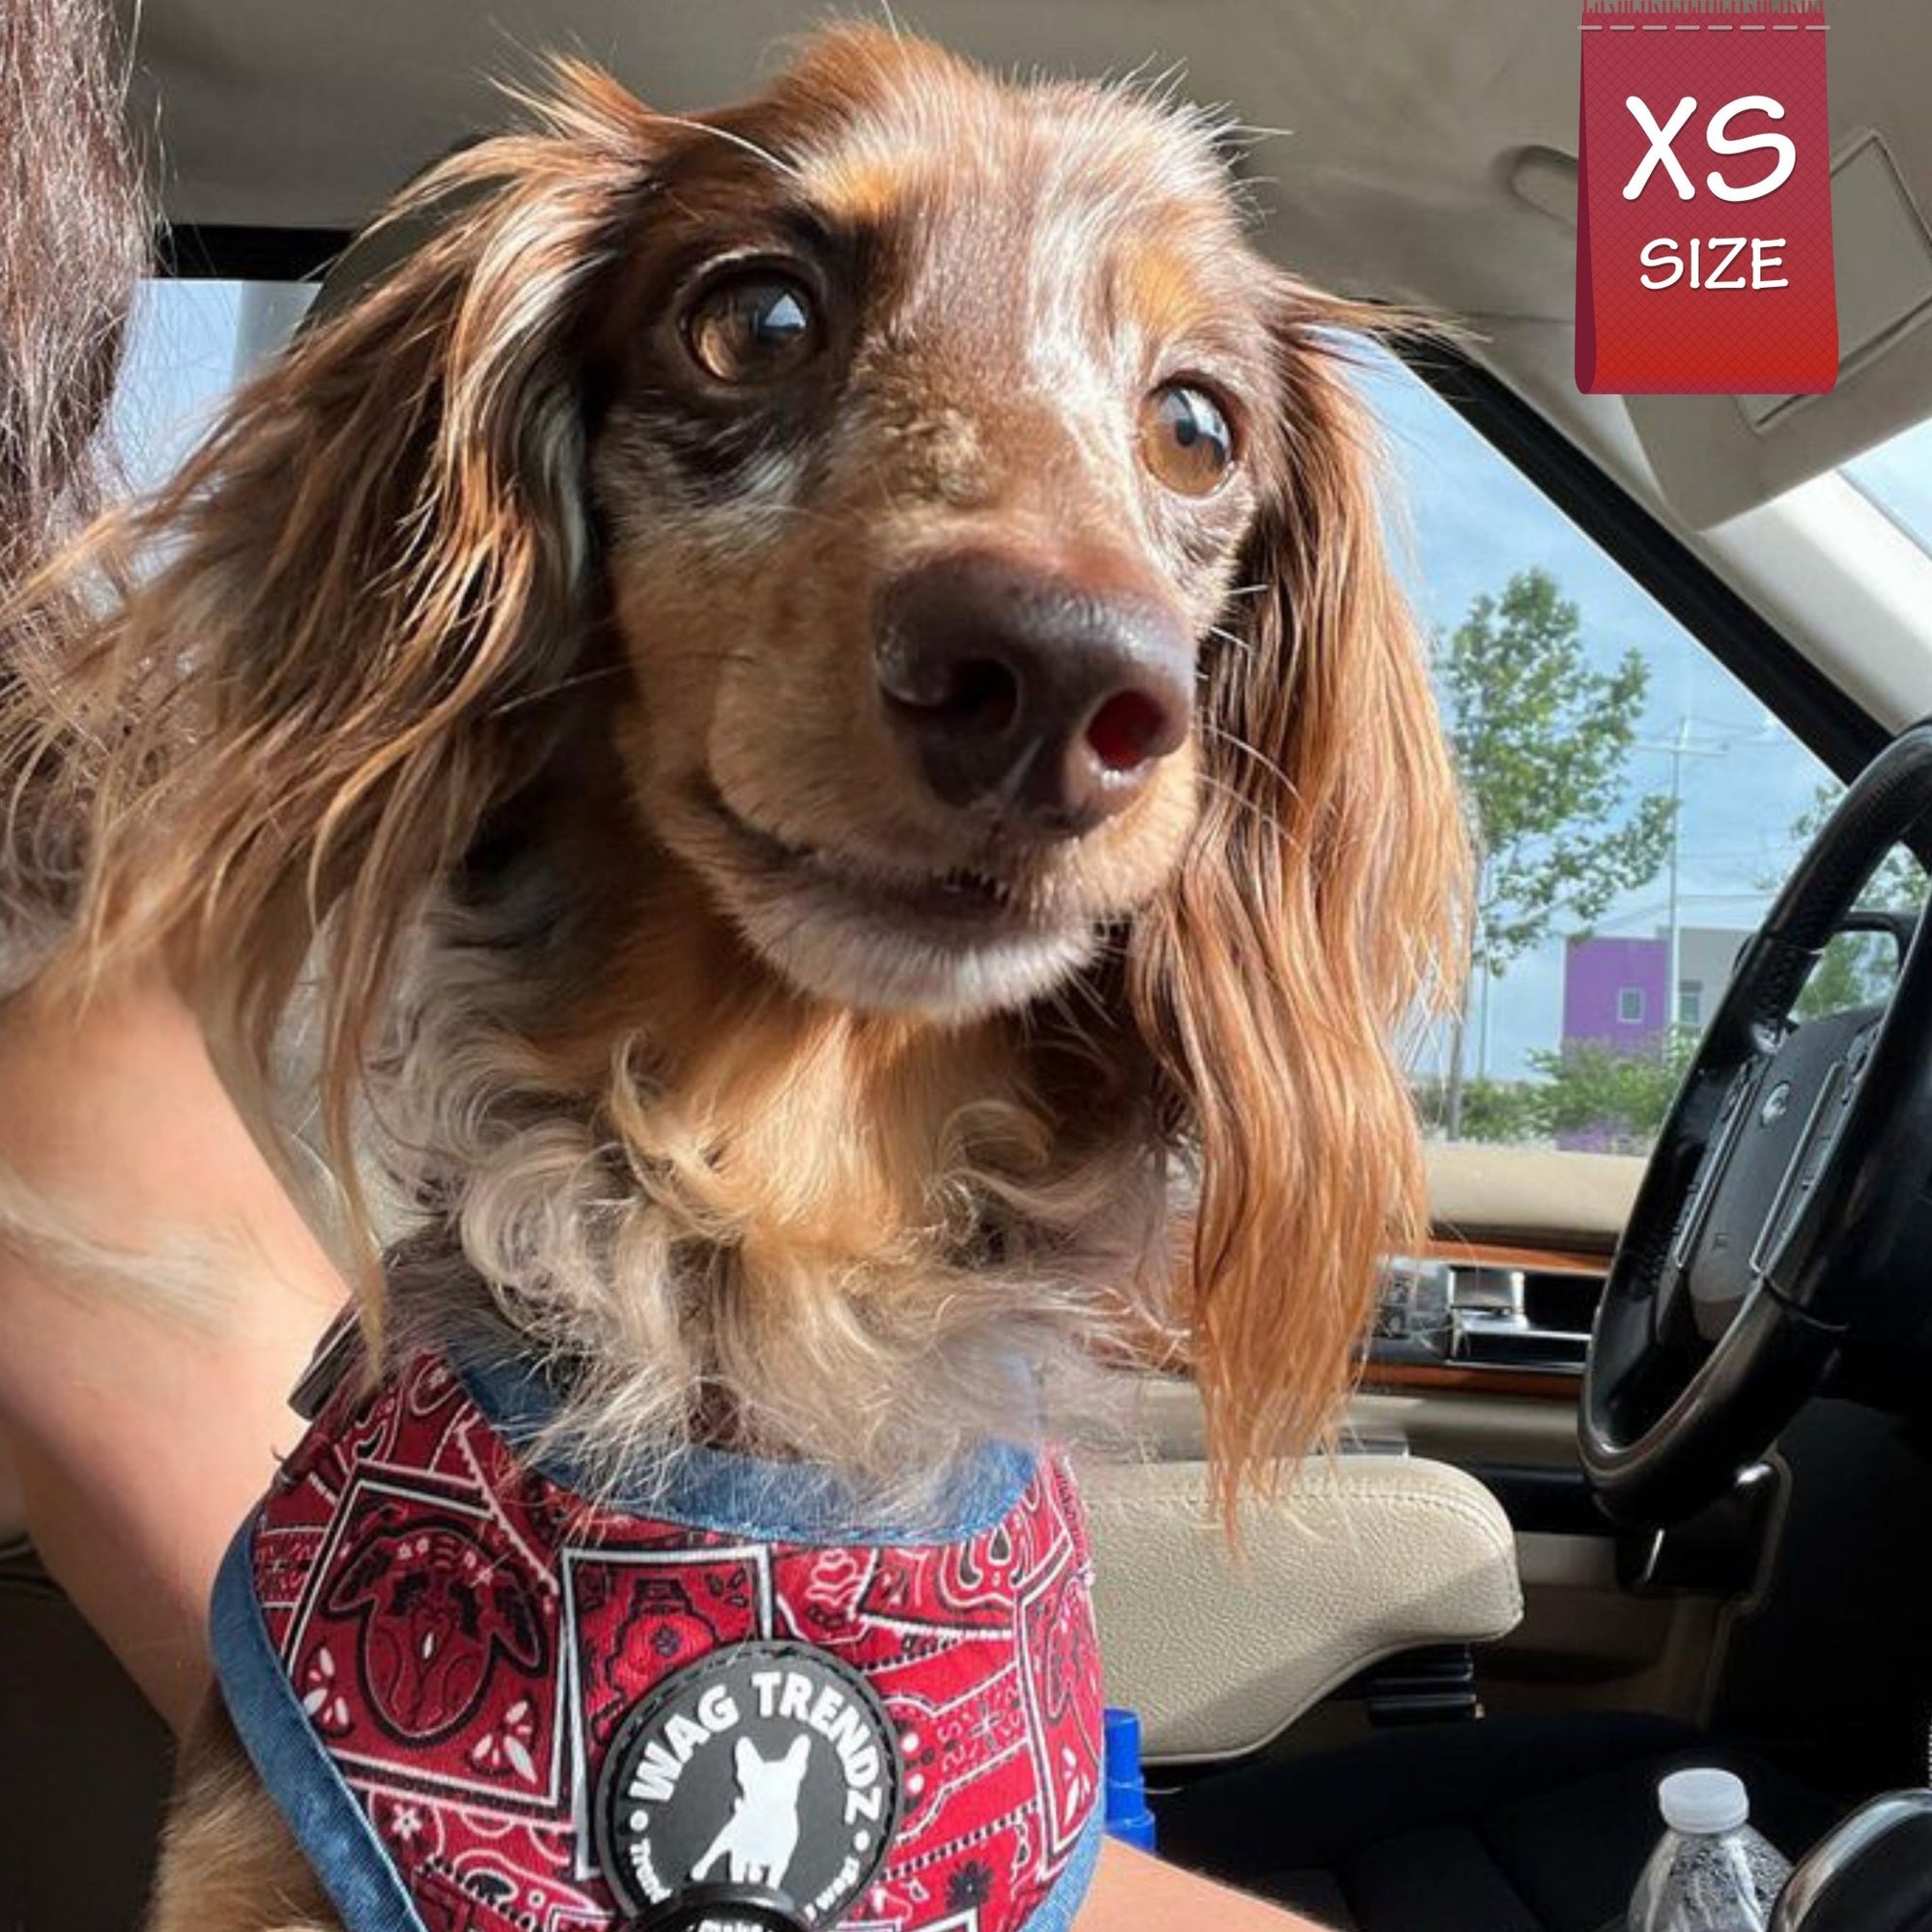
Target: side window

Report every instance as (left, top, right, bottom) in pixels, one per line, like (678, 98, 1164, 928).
(1355, 353, 1880, 1158)
(111, 278, 316, 493)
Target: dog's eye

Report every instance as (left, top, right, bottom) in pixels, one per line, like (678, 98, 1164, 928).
(1139, 383, 1236, 497)
(685, 272, 820, 385)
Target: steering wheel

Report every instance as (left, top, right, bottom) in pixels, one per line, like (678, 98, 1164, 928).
(1580, 721, 1932, 1528)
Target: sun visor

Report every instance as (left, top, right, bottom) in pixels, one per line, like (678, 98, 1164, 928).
(1625, 130, 1932, 528)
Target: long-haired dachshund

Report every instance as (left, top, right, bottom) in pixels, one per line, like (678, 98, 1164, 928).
(7, 25, 1466, 1932)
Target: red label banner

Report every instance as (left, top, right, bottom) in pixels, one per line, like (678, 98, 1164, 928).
(1577, 4, 1837, 395)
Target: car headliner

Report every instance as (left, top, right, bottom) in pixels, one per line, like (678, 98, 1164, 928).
(122, 0, 1932, 730)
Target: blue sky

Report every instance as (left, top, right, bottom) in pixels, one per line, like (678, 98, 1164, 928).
(114, 279, 247, 495)
(111, 283, 1930, 1087)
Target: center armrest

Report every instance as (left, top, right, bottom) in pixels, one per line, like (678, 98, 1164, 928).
(1083, 1455, 1523, 1764)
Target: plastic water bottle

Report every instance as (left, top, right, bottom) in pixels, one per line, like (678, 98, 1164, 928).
(1629, 1769, 1794, 1931)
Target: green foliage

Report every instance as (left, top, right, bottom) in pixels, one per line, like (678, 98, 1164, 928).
(1415, 1076, 1545, 1145)
(1796, 932, 1899, 1020)
(1778, 782, 1927, 1021)
(1418, 1032, 1696, 1151)
(1523, 1031, 1697, 1151)
(1443, 569, 1678, 979)
(1437, 568, 1678, 1133)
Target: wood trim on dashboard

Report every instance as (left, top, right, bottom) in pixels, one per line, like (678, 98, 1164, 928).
(1421, 1235, 1611, 1277)
(1358, 1360, 1583, 1403)
(1106, 1230, 1609, 1398)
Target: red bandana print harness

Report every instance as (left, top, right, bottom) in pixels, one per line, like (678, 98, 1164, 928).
(212, 1348, 1105, 1932)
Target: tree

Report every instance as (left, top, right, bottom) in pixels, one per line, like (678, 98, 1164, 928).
(1779, 782, 1928, 1020)
(1525, 1030, 1697, 1151)
(1413, 1075, 1544, 1145)
(1438, 570, 1677, 1134)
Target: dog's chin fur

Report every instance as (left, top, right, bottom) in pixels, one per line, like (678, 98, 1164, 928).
(654, 780, 1128, 1024)
(717, 884, 1103, 1023)
(355, 848, 1173, 1523)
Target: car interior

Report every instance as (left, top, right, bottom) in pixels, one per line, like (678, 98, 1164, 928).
(10, 3, 1932, 1930)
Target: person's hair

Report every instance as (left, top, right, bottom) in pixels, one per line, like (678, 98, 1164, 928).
(0, 0, 145, 604)
(0, 0, 146, 953)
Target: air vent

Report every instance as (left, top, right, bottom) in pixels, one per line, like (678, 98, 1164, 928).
(1373, 1256, 1605, 1377)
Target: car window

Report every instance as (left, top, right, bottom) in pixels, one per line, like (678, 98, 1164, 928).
(1843, 412, 1932, 555)
(112, 278, 315, 493)
(1357, 352, 1924, 1157)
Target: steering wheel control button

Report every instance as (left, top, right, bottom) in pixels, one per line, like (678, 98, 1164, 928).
(593, 1642, 902, 1932)
(1843, 1026, 1877, 1091)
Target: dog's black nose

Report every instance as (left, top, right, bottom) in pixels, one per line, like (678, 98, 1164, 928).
(874, 554, 1193, 837)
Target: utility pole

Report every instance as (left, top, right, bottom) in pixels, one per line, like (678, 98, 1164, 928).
(1634, 722, 1724, 1045)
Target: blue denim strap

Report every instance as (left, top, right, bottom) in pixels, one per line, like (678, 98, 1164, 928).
(1027, 1804, 1107, 1932)
(456, 1347, 1037, 1546)
(209, 1521, 428, 1932)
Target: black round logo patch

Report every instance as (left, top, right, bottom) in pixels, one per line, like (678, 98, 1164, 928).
(593, 1641, 903, 1932)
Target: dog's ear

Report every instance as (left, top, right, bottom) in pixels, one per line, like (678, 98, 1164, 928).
(1128, 299, 1471, 1517)
(14, 64, 671, 1228)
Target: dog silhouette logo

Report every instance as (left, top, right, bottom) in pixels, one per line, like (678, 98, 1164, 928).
(693, 1735, 812, 1889)
(594, 1641, 901, 1928)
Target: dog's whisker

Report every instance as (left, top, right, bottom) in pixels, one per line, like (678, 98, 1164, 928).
(1198, 718, 1298, 794)
(649, 113, 805, 184)
(1191, 769, 1292, 846)
(1204, 622, 1257, 658)
(487, 663, 628, 718)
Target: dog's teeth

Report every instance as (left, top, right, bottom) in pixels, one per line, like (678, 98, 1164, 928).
(939, 868, 1008, 904)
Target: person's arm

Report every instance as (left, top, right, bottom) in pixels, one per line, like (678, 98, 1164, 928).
(0, 976, 344, 1733)
(1080, 1839, 1329, 1929)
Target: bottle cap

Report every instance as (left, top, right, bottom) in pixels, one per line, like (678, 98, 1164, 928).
(1658, 1768, 1750, 1836)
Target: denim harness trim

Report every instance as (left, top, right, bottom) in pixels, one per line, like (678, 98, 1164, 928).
(456, 1349, 1038, 1547)
(210, 1521, 432, 1932)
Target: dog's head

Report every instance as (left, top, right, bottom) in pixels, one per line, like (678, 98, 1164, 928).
(582, 35, 1277, 1020)
(21, 27, 1469, 1498)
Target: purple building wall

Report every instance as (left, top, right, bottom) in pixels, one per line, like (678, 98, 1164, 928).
(1563, 934, 1667, 1056)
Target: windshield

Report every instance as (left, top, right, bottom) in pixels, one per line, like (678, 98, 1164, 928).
(1842, 412, 1932, 554)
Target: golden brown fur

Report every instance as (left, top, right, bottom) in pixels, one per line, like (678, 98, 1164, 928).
(5, 24, 1471, 1928)
(147, 1704, 331, 1932)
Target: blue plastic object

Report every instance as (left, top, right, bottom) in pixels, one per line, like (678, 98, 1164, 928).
(1102, 1706, 1157, 1853)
